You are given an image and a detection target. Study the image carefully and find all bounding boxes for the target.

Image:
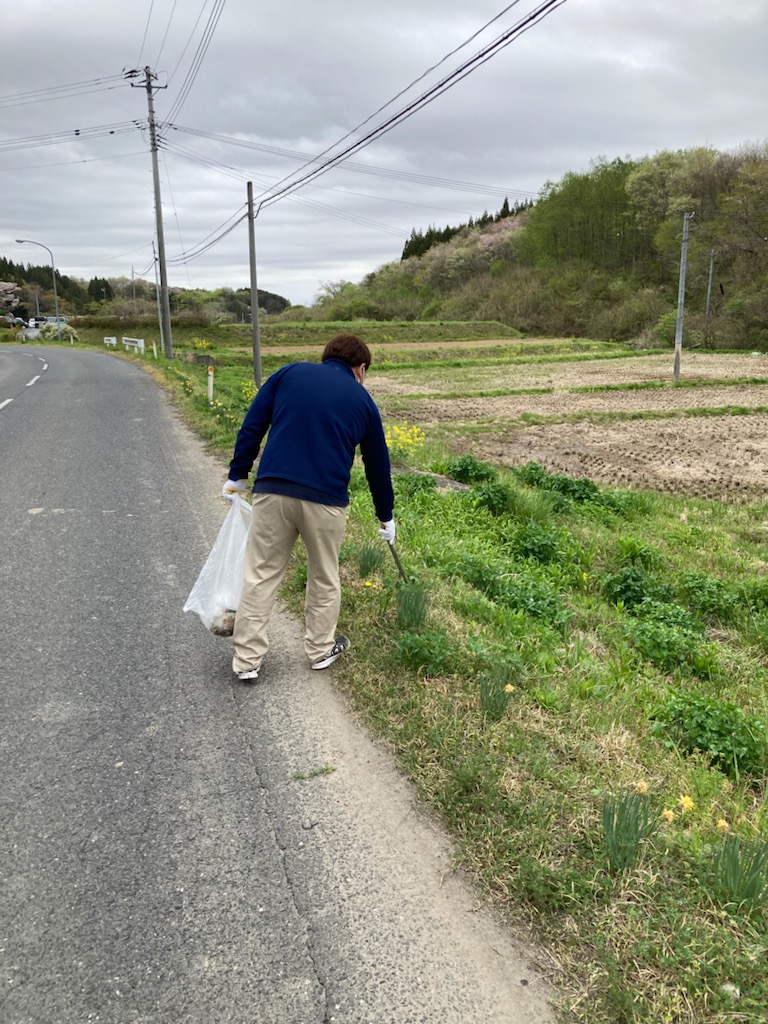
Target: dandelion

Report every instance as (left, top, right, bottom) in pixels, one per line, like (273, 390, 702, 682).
(678, 795, 695, 813)
(717, 819, 730, 833)
(661, 808, 675, 824)
(504, 684, 515, 693)
(633, 780, 649, 795)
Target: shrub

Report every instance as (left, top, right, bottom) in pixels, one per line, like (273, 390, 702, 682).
(626, 618, 715, 675)
(395, 628, 455, 676)
(678, 570, 740, 623)
(650, 690, 768, 779)
(615, 535, 662, 569)
(394, 473, 437, 499)
(472, 482, 512, 516)
(602, 565, 674, 609)
(513, 520, 560, 563)
(634, 599, 704, 635)
(445, 454, 498, 484)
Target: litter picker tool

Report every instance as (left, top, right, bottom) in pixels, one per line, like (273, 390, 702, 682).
(387, 541, 409, 583)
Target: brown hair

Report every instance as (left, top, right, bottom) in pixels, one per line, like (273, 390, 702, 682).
(321, 333, 372, 369)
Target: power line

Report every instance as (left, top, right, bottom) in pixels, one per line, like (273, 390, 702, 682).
(161, 137, 497, 216)
(0, 75, 125, 110)
(256, 0, 569, 211)
(271, 0, 529, 195)
(0, 150, 148, 173)
(169, 125, 535, 200)
(166, 0, 210, 85)
(164, 0, 228, 124)
(153, 0, 180, 69)
(0, 122, 140, 153)
(136, 0, 155, 67)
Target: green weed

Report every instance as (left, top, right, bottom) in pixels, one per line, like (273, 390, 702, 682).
(700, 834, 768, 916)
(357, 542, 386, 577)
(395, 628, 455, 676)
(601, 789, 657, 873)
(478, 663, 517, 722)
(650, 690, 768, 779)
(395, 581, 430, 629)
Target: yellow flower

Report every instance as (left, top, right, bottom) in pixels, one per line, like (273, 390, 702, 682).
(633, 780, 649, 795)
(504, 684, 515, 693)
(661, 809, 675, 823)
(678, 795, 695, 813)
(716, 819, 730, 833)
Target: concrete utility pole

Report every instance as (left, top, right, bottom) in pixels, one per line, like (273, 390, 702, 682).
(673, 211, 694, 382)
(247, 182, 262, 387)
(126, 66, 173, 358)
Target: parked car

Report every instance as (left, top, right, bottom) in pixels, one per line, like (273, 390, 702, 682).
(46, 315, 69, 324)
(28, 317, 48, 328)
(2, 315, 27, 328)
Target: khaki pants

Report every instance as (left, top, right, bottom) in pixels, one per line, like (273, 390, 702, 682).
(232, 493, 348, 673)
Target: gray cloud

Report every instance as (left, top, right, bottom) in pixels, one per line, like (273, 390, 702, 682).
(2, 0, 766, 305)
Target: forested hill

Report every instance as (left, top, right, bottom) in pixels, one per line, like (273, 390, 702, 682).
(298, 144, 767, 348)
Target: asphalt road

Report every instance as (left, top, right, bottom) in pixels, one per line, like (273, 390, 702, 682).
(0, 346, 553, 1024)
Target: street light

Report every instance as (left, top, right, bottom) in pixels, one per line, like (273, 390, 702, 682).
(16, 238, 61, 339)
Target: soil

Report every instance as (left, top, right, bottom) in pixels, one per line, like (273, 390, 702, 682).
(370, 351, 768, 501)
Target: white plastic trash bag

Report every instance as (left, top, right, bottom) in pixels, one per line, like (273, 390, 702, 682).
(183, 497, 252, 635)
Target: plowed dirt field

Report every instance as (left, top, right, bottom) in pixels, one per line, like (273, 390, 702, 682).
(371, 351, 768, 501)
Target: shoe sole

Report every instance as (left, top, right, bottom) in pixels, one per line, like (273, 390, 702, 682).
(311, 654, 340, 670)
(311, 637, 350, 670)
(237, 670, 260, 681)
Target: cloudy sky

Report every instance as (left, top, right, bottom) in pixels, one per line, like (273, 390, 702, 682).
(2, 0, 766, 306)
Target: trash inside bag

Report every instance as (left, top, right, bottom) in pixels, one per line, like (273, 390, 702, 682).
(183, 497, 251, 635)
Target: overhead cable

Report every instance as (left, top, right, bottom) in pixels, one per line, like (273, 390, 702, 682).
(0, 75, 126, 110)
(161, 138, 486, 219)
(0, 122, 140, 153)
(257, 0, 568, 211)
(169, 125, 534, 200)
(274, 0, 528, 192)
(153, 0, 180, 69)
(136, 0, 155, 67)
(164, 0, 228, 124)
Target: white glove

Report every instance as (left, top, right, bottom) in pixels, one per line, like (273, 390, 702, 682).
(222, 478, 248, 502)
(378, 519, 396, 544)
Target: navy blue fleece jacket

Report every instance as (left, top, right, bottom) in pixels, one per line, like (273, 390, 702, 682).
(228, 359, 394, 522)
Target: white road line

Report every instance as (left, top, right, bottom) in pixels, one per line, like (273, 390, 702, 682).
(42, 363, 48, 370)
(26, 376, 40, 387)
(0, 399, 13, 410)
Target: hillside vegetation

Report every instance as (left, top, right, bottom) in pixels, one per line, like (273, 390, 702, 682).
(282, 144, 768, 348)
(3, 144, 765, 349)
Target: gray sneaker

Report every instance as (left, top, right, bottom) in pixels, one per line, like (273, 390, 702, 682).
(311, 635, 350, 670)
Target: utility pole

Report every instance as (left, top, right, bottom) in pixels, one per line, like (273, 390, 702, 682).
(152, 241, 164, 355)
(125, 66, 173, 358)
(703, 249, 716, 348)
(673, 212, 694, 382)
(247, 182, 262, 387)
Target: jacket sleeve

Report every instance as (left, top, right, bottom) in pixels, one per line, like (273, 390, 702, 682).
(228, 372, 280, 480)
(359, 405, 395, 522)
